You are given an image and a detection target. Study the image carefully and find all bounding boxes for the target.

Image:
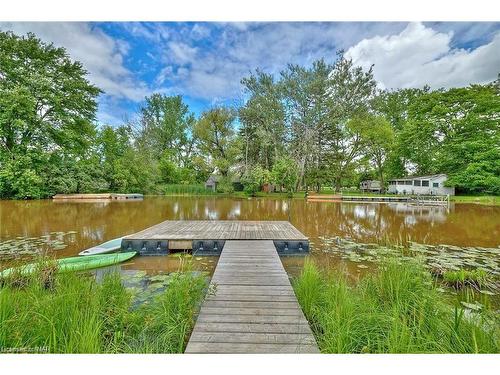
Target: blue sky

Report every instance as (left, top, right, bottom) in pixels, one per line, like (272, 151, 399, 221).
(1, 22, 499, 125)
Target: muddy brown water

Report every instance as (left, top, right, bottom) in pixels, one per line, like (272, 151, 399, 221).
(1, 197, 499, 279)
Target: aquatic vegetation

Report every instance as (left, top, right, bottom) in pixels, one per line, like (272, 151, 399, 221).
(317, 236, 500, 284)
(293, 260, 500, 353)
(443, 269, 491, 290)
(0, 261, 207, 353)
(164, 184, 216, 196)
(0, 232, 75, 260)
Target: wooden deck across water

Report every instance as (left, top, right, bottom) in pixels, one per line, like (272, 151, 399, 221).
(185, 240, 319, 354)
(124, 220, 308, 241)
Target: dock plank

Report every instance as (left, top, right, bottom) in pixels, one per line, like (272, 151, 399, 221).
(185, 240, 319, 354)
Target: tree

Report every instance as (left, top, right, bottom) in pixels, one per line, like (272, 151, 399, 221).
(280, 59, 333, 190)
(136, 94, 195, 165)
(241, 165, 271, 196)
(193, 107, 238, 177)
(271, 157, 299, 194)
(395, 85, 500, 194)
(0, 31, 100, 199)
(239, 70, 286, 171)
(353, 114, 394, 192)
(324, 52, 378, 192)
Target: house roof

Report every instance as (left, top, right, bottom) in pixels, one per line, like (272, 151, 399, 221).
(389, 174, 447, 181)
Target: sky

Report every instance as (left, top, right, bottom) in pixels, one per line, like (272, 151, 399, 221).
(0, 21, 499, 125)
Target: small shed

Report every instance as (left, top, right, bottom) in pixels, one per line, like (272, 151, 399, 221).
(360, 180, 382, 193)
(205, 175, 220, 192)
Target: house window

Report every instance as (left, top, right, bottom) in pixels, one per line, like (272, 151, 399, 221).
(414, 180, 421, 186)
(433, 182, 439, 188)
(405, 181, 412, 185)
(422, 180, 429, 187)
(397, 181, 404, 185)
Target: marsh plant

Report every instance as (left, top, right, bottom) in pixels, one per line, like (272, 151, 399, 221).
(0, 263, 207, 353)
(293, 259, 499, 353)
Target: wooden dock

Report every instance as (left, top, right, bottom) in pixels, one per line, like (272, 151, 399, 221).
(185, 240, 319, 354)
(122, 220, 309, 255)
(52, 193, 143, 200)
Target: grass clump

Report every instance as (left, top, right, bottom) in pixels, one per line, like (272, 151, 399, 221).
(443, 269, 490, 290)
(0, 266, 207, 353)
(293, 259, 499, 353)
(164, 184, 215, 196)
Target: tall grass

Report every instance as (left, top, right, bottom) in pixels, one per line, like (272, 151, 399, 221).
(293, 259, 499, 353)
(164, 184, 215, 196)
(0, 266, 207, 353)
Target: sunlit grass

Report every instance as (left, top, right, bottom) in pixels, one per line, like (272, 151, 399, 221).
(293, 259, 499, 353)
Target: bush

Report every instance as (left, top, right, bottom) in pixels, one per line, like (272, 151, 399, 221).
(164, 184, 215, 195)
(241, 166, 271, 196)
(216, 176, 234, 194)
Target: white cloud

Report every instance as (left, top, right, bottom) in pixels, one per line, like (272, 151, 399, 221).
(167, 41, 198, 65)
(154, 22, 409, 100)
(346, 22, 500, 89)
(0, 22, 149, 101)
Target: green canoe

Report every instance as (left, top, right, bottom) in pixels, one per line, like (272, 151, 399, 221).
(0, 252, 137, 279)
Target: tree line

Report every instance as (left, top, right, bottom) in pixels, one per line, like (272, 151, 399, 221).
(0, 30, 499, 199)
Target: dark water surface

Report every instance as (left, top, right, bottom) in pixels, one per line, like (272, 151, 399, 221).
(1, 197, 499, 277)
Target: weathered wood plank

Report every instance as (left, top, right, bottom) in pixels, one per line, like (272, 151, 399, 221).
(192, 322, 311, 334)
(189, 332, 317, 345)
(185, 342, 320, 354)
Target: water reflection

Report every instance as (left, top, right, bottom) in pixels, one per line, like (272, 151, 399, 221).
(0, 197, 499, 272)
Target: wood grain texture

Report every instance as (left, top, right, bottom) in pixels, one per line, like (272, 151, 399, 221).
(185, 240, 319, 354)
(124, 220, 308, 241)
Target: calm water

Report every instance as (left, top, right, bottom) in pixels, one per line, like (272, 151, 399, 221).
(1, 197, 499, 277)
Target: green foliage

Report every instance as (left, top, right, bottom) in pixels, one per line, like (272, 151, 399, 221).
(164, 184, 214, 196)
(271, 157, 299, 193)
(1, 28, 498, 199)
(193, 107, 239, 177)
(0, 265, 207, 353)
(443, 269, 490, 290)
(241, 165, 271, 196)
(294, 260, 499, 353)
(216, 176, 235, 194)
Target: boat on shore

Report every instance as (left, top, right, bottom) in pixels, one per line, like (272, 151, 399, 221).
(0, 252, 137, 279)
(79, 237, 123, 256)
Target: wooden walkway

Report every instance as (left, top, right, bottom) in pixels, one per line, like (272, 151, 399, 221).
(185, 240, 319, 354)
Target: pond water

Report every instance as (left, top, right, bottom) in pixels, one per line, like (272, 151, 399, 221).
(1, 197, 499, 282)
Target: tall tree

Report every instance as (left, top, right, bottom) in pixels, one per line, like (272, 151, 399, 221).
(325, 53, 377, 191)
(193, 107, 238, 177)
(239, 70, 286, 171)
(353, 114, 394, 192)
(136, 94, 195, 165)
(280, 59, 333, 190)
(0, 31, 100, 198)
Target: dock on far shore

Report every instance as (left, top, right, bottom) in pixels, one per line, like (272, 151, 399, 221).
(52, 193, 144, 200)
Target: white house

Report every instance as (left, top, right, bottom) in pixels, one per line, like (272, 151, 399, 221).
(387, 174, 455, 196)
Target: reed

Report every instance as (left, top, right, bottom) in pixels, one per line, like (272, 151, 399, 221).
(163, 184, 215, 196)
(293, 259, 499, 353)
(0, 264, 207, 353)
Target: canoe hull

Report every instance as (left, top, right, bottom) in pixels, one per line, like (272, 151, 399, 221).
(79, 237, 123, 256)
(0, 252, 137, 278)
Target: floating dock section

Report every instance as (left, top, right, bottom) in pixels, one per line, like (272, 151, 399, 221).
(53, 193, 143, 200)
(122, 220, 309, 256)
